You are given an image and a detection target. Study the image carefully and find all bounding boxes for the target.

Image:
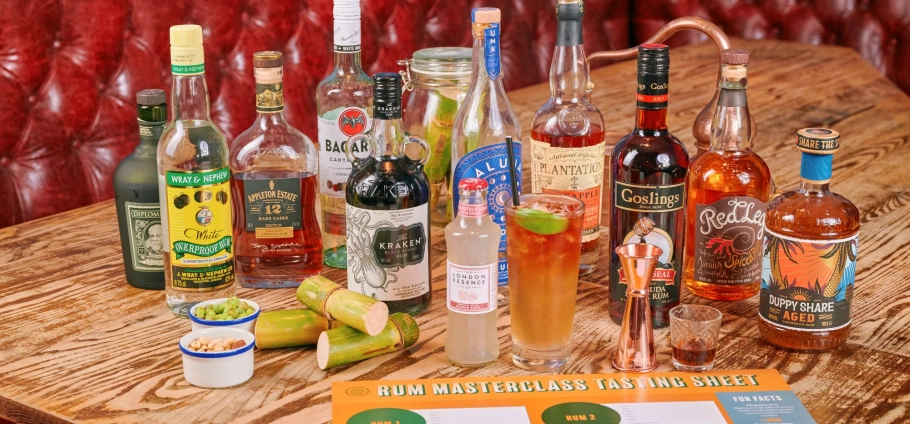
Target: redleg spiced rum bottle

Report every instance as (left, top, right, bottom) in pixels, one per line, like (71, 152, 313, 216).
(759, 128, 859, 351)
(609, 44, 688, 328)
(230, 52, 322, 288)
(531, 0, 606, 275)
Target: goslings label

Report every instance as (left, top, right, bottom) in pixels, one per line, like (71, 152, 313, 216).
(614, 181, 685, 212)
(694, 196, 767, 285)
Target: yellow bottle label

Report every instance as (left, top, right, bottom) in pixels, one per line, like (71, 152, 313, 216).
(164, 167, 234, 291)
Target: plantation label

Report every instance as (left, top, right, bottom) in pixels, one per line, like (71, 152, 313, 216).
(694, 196, 767, 285)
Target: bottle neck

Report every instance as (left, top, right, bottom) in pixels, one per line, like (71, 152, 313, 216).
(457, 191, 489, 217)
(799, 180, 831, 196)
(171, 74, 212, 122)
(333, 50, 364, 74)
(370, 116, 405, 159)
(550, 45, 588, 101)
(710, 64, 750, 151)
(254, 66, 285, 116)
(634, 69, 669, 131)
(634, 107, 668, 131)
(470, 23, 505, 89)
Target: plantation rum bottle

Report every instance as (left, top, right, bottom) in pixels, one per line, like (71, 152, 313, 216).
(345, 73, 432, 315)
(451, 8, 521, 305)
(530, 0, 606, 275)
(158, 25, 235, 317)
(684, 49, 771, 300)
(316, 0, 373, 269)
(609, 44, 688, 328)
(115, 89, 167, 290)
(230, 51, 322, 288)
(759, 128, 859, 351)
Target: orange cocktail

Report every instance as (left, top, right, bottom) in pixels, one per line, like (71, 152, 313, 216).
(505, 193, 584, 371)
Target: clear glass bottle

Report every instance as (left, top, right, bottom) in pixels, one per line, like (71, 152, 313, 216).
(530, 0, 606, 275)
(451, 8, 521, 306)
(158, 25, 235, 317)
(445, 178, 501, 367)
(400, 47, 473, 225)
(684, 49, 772, 301)
(230, 51, 322, 288)
(759, 128, 859, 351)
(115, 89, 167, 290)
(316, 0, 373, 269)
(345, 73, 432, 315)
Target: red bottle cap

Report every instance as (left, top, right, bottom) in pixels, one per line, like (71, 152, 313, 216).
(458, 178, 488, 191)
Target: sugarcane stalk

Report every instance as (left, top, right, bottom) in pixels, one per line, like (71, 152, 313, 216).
(296, 275, 389, 336)
(255, 309, 346, 349)
(316, 312, 420, 370)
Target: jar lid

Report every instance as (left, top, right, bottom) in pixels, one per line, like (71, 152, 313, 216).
(410, 47, 472, 75)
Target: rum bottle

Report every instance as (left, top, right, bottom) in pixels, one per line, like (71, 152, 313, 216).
(316, 0, 373, 269)
(451, 8, 521, 305)
(445, 178, 501, 367)
(158, 25, 235, 317)
(531, 0, 606, 275)
(684, 49, 771, 300)
(759, 128, 859, 351)
(115, 89, 167, 290)
(230, 51, 322, 288)
(609, 44, 688, 328)
(345, 73, 432, 315)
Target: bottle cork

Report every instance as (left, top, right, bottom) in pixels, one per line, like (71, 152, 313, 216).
(472, 7, 501, 24)
(722, 49, 749, 65)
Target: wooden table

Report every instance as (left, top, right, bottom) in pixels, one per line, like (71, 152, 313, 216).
(2, 39, 909, 424)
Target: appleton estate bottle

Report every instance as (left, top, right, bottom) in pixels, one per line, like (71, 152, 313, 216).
(609, 44, 688, 328)
(115, 89, 166, 290)
(230, 51, 322, 288)
(316, 0, 373, 269)
(345, 73, 432, 315)
(684, 49, 771, 300)
(759, 128, 859, 351)
(531, 0, 606, 275)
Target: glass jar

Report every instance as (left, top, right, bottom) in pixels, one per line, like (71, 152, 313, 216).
(399, 47, 472, 225)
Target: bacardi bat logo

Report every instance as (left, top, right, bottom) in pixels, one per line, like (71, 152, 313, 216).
(338, 108, 367, 137)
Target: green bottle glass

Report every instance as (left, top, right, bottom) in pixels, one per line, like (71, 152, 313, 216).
(114, 89, 167, 289)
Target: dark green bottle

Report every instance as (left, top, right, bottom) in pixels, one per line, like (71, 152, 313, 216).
(114, 89, 167, 289)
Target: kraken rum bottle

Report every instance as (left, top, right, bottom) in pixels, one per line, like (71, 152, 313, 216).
(609, 44, 688, 328)
(115, 89, 167, 290)
(684, 49, 771, 301)
(158, 25, 235, 317)
(530, 0, 606, 275)
(345, 73, 432, 315)
(316, 0, 373, 269)
(230, 52, 322, 288)
(451, 8, 521, 305)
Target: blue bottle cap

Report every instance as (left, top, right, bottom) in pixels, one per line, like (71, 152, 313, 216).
(796, 128, 840, 184)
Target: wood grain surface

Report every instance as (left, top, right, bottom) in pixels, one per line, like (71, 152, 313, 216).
(2, 39, 909, 424)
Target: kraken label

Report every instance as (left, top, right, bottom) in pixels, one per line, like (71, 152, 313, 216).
(694, 196, 767, 285)
(318, 108, 371, 202)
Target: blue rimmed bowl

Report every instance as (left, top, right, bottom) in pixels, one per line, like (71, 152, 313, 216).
(179, 327, 255, 388)
(188, 298, 261, 333)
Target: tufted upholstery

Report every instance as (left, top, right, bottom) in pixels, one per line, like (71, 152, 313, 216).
(0, 0, 628, 228)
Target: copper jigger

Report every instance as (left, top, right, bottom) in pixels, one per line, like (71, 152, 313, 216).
(612, 243, 662, 372)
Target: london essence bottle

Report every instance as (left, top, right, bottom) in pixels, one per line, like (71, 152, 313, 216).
(445, 178, 501, 367)
(115, 89, 167, 290)
(451, 8, 521, 305)
(609, 44, 688, 328)
(531, 0, 606, 275)
(316, 0, 373, 268)
(158, 25, 235, 316)
(684, 49, 771, 301)
(760, 128, 859, 351)
(345, 73, 432, 315)
(230, 51, 322, 288)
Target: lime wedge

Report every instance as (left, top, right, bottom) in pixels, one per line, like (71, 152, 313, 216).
(514, 208, 569, 235)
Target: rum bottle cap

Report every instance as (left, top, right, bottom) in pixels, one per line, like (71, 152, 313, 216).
(472, 7, 501, 24)
(137, 89, 166, 106)
(169, 24, 203, 46)
(796, 128, 840, 184)
(253, 51, 283, 68)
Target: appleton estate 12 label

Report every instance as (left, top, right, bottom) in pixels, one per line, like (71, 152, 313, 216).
(243, 178, 301, 239)
(694, 196, 767, 285)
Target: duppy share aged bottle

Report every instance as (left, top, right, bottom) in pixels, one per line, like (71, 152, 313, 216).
(230, 51, 322, 288)
(115, 89, 167, 290)
(158, 25, 235, 316)
(345, 73, 432, 315)
(451, 7, 521, 305)
(759, 128, 859, 351)
(609, 44, 688, 328)
(530, 0, 607, 275)
(445, 178, 501, 367)
(684, 49, 771, 301)
(316, 0, 373, 269)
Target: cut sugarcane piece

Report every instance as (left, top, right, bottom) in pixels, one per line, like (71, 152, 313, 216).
(316, 312, 420, 370)
(255, 309, 345, 349)
(296, 275, 389, 336)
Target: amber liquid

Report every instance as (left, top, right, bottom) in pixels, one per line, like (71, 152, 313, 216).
(531, 126, 605, 275)
(672, 339, 716, 367)
(684, 150, 771, 300)
(232, 171, 323, 287)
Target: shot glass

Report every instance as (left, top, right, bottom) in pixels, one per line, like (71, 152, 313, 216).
(505, 193, 585, 372)
(669, 304, 723, 372)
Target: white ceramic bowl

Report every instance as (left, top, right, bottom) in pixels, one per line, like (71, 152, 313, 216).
(179, 327, 255, 389)
(188, 298, 260, 333)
